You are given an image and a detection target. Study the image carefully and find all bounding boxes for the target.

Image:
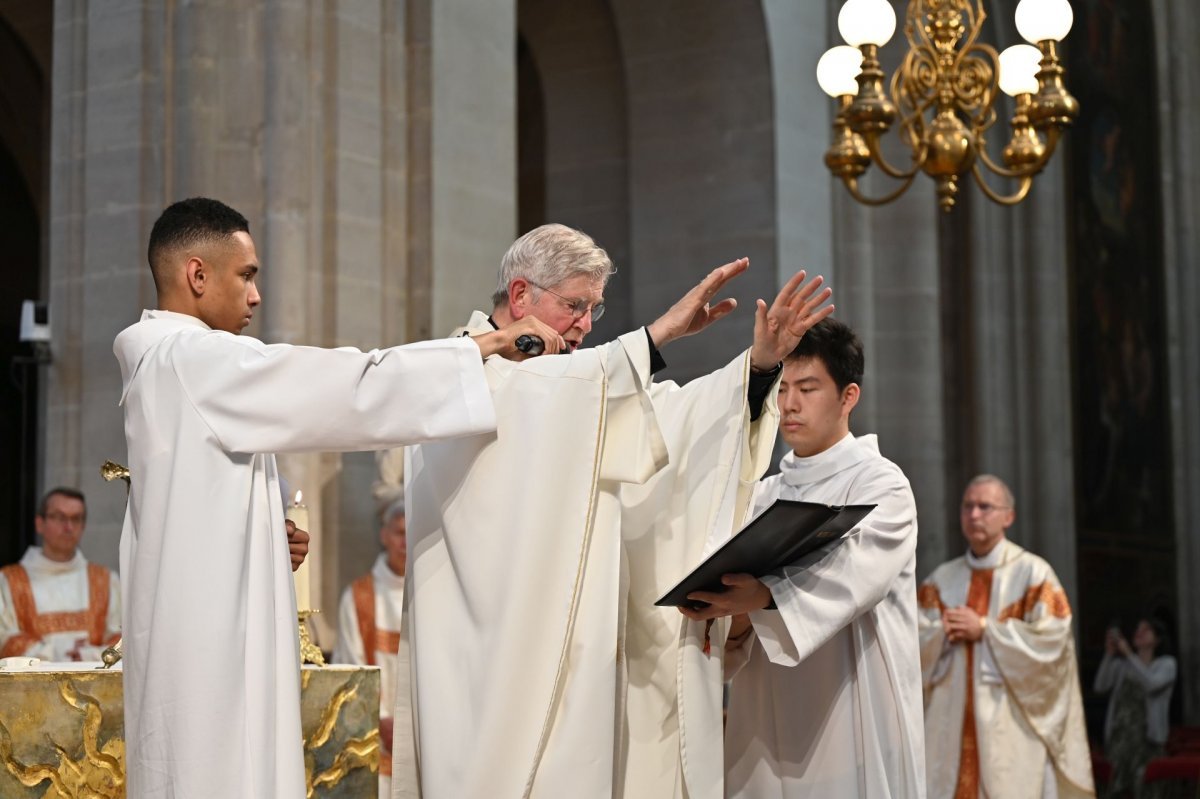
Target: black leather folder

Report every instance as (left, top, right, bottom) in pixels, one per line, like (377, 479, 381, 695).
(655, 499, 876, 608)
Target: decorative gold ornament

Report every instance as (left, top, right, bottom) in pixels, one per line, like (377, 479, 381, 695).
(99, 461, 131, 490)
(819, 0, 1079, 211)
(99, 461, 132, 669)
(299, 610, 327, 667)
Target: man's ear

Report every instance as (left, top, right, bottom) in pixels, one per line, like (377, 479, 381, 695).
(185, 256, 207, 296)
(841, 383, 861, 416)
(508, 278, 532, 318)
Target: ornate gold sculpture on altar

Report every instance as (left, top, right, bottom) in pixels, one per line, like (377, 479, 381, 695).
(817, 0, 1078, 211)
(0, 667, 380, 798)
(98, 463, 130, 669)
(299, 610, 327, 666)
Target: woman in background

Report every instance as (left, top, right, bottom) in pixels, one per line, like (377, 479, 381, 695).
(1094, 618, 1177, 798)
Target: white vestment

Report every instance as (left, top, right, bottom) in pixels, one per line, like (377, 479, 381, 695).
(725, 433, 926, 799)
(918, 540, 1094, 799)
(0, 547, 121, 661)
(396, 312, 778, 799)
(114, 309, 495, 799)
(334, 553, 407, 798)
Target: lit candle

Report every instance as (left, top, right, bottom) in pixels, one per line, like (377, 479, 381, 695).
(286, 490, 312, 611)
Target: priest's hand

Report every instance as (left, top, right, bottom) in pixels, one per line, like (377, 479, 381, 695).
(286, 520, 310, 572)
(748, 270, 834, 371)
(678, 573, 773, 621)
(472, 316, 564, 360)
(943, 606, 985, 643)
(646, 258, 747, 348)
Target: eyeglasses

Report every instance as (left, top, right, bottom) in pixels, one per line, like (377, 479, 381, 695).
(960, 502, 1010, 515)
(528, 281, 606, 322)
(43, 512, 85, 527)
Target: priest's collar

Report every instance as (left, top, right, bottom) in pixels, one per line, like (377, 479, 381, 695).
(779, 432, 878, 486)
(141, 309, 213, 330)
(965, 538, 1010, 570)
(21, 546, 86, 576)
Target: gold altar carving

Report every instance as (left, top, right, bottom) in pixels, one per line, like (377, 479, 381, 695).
(0, 666, 380, 798)
(300, 609, 327, 667)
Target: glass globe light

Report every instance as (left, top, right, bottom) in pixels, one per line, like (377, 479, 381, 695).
(998, 44, 1042, 96)
(838, 0, 897, 48)
(816, 46, 865, 98)
(1015, 0, 1074, 44)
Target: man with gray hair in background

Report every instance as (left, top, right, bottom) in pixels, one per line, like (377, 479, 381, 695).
(918, 474, 1095, 798)
(396, 222, 834, 799)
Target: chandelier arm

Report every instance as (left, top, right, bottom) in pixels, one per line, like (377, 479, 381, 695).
(961, 43, 1001, 132)
(969, 163, 1035, 206)
(975, 126, 1063, 179)
(959, 0, 988, 61)
(842, 172, 920, 206)
(864, 132, 928, 180)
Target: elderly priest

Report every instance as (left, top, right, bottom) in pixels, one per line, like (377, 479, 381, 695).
(397, 223, 833, 799)
(114, 198, 547, 799)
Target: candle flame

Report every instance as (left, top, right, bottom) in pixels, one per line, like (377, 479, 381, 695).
(294, 490, 303, 504)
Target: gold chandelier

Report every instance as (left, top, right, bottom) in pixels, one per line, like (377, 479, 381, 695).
(818, 0, 1079, 211)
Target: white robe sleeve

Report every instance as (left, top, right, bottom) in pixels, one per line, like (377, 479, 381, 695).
(750, 468, 917, 666)
(332, 586, 366, 666)
(597, 329, 667, 483)
(170, 334, 496, 454)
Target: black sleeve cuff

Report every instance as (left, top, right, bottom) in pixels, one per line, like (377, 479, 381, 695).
(747, 362, 782, 422)
(644, 328, 667, 375)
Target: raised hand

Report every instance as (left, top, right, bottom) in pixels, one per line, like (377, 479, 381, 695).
(473, 315, 565, 360)
(646, 258, 750, 348)
(748, 271, 835, 370)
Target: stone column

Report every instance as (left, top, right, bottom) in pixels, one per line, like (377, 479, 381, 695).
(964, 154, 1078, 602)
(1152, 0, 1200, 723)
(45, 0, 517, 644)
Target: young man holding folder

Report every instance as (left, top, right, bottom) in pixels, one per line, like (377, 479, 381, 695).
(681, 318, 925, 799)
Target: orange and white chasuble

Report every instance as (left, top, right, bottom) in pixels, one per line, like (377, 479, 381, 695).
(918, 540, 1094, 799)
(0, 547, 121, 661)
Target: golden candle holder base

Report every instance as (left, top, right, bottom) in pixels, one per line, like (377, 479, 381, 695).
(299, 609, 326, 666)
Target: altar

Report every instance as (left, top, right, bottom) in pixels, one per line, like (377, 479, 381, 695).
(0, 662, 380, 798)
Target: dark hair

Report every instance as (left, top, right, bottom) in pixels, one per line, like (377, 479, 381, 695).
(786, 317, 864, 392)
(1141, 617, 1172, 657)
(38, 487, 87, 518)
(147, 198, 250, 290)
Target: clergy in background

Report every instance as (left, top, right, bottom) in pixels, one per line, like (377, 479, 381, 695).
(398, 223, 832, 799)
(919, 476, 1095, 798)
(0, 488, 121, 661)
(681, 318, 926, 798)
(114, 197, 550, 799)
(333, 497, 410, 798)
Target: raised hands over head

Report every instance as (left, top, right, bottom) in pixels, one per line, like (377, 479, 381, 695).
(749, 270, 835, 371)
(646, 258, 749, 348)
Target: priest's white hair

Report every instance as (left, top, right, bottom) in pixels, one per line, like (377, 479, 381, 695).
(382, 496, 405, 524)
(491, 223, 615, 306)
(966, 473, 1015, 509)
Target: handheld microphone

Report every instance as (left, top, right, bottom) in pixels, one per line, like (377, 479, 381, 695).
(514, 334, 545, 356)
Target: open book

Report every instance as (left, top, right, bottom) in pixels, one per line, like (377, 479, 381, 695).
(655, 499, 876, 608)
